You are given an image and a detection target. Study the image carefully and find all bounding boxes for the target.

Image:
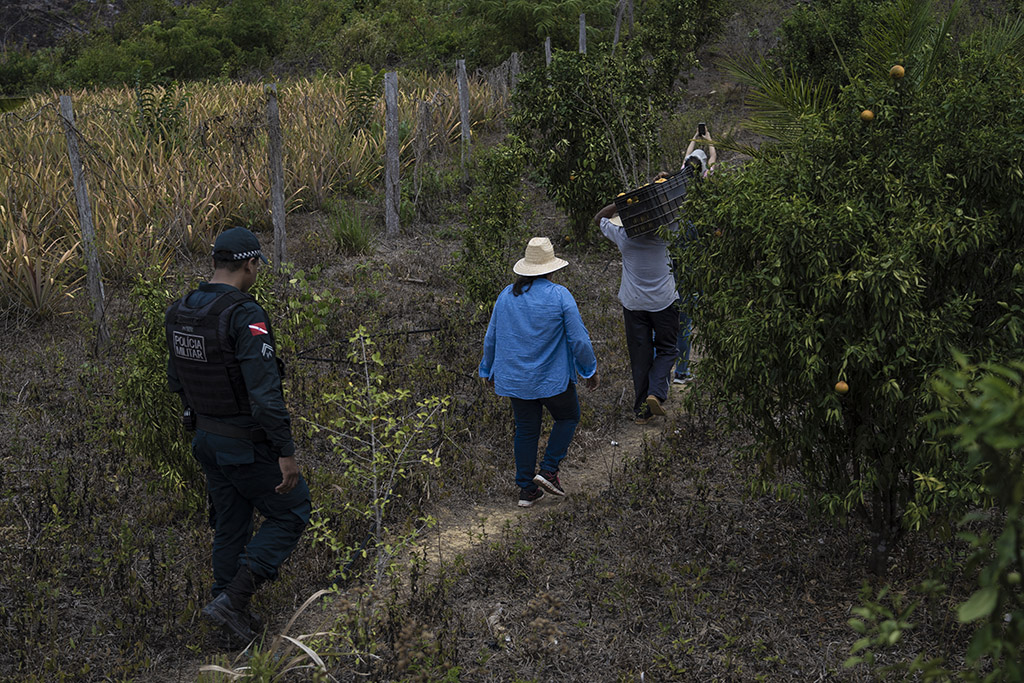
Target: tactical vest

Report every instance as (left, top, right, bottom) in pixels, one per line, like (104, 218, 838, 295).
(165, 289, 276, 418)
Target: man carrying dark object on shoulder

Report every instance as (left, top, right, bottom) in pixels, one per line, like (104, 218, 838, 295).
(593, 204, 679, 424)
(165, 226, 311, 648)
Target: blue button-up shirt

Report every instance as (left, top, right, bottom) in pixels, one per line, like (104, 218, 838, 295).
(479, 278, 597, 400)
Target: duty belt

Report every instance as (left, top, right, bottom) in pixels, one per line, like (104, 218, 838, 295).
(196, 415, 268, 443)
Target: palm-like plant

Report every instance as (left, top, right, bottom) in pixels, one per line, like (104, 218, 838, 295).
(725, 0, 970, 152)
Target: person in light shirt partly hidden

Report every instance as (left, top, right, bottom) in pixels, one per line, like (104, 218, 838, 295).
(656, 124, 717, 385)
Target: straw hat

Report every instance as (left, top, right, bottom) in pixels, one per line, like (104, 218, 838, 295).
(513, 237, 569, 276)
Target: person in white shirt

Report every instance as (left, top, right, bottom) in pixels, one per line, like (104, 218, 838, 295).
(593, 204, 679, 424)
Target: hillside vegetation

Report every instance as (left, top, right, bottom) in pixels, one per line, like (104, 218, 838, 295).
(1, 0, 1023, 681)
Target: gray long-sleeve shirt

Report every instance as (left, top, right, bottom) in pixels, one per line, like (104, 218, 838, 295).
(600, 217, 679, 312)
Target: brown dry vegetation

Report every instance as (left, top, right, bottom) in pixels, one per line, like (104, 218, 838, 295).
(0, 183, 978, 683)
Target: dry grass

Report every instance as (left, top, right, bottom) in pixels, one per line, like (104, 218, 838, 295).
(0, 71, 505, 313)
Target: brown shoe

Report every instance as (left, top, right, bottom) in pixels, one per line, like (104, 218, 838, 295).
(646, 395, 666, 416)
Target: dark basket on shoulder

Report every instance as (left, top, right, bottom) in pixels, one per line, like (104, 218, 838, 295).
(613, 167, 695, 238)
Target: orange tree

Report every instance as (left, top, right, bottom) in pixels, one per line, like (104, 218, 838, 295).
(509, 0, 723, 236)
(675, 0, 1024, 573)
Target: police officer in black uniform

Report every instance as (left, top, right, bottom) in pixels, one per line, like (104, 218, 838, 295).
(166, 226, 311, 647)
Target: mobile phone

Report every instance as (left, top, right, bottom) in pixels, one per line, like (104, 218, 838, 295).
(698, 122, 707, 137)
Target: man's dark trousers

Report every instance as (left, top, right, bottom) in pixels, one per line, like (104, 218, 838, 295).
(622, 303, 679, 416)
(193, 430, 311, 594)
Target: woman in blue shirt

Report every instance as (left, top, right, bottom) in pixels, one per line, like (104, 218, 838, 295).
(479, 237, 599, 507)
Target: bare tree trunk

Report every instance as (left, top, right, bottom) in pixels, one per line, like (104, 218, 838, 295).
(265, 83, 286, 269)
(612, 0, 626, 54)
(59, 95, 109, 349)
(545, 36, 552, 67)
(579, 14, 587, 54)
(457, 59, 471, 182)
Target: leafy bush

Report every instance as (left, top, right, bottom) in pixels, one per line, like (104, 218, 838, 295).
(117, 269, 202, 507)
(510, 0, 720, 235)
(846, 358, 1024, 679)
(676, 1, 1024, 572)
(448, 137, 528, 309)
(306, 327, 450, 584)
(510, 48, 676, 235)
(935, 358, 1024, 679)
(772, 0, 896, 88)
(462, 0, 613, 57)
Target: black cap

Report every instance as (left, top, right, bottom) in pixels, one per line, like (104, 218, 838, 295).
(212, 227, 268, 263)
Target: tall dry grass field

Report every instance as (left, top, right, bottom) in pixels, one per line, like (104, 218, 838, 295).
(0, 71, 504, 314)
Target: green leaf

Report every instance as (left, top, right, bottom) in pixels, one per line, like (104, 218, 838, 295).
(958, 586, 998, 623)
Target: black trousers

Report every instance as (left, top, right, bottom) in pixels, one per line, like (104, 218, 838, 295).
(622, 303, 679, 416)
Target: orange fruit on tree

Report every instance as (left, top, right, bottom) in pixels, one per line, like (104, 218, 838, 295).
(890, 64, 905, 79)
(835, 380, 849, 394)
(860, 109, 875, 122)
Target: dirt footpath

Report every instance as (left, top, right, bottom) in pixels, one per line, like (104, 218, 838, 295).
(410, 381, 692, 576)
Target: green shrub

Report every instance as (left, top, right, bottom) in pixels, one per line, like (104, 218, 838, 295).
(772, 0, 897, 88)
(324, 198, 375, 256)
(305, 327, 450, 584)
(509, 0, 721, 236)
(510, 48, 675, 236)
(448, 137, 528, 309)
(117, 269, 202, 507)
(462, 0, 613, 57)
(846, 358, 1024, 679)
(676, 1, 1024, 572)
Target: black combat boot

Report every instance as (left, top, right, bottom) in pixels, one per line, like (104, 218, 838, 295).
(201, 566, 264, 648)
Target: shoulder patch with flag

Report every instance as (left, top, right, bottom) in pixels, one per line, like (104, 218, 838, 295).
(248, 322, 268, 336)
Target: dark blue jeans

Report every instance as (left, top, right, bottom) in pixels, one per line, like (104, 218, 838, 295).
(509, 383, 580, 490)
(623, 303, 679, 415)
(192, 430, 311, 594)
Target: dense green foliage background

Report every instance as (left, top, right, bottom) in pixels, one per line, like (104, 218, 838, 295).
(2, 0, 1024, 678)
(2, 0, 636, 95)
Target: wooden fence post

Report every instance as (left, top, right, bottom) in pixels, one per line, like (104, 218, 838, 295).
(579, 14, 587, 54)
(545, 36, 552, 67)
(265, 83, 286, 269)
(384, 71, 400, 238)
(59, 95, 109, 348)
(456, 59, 471, 181)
